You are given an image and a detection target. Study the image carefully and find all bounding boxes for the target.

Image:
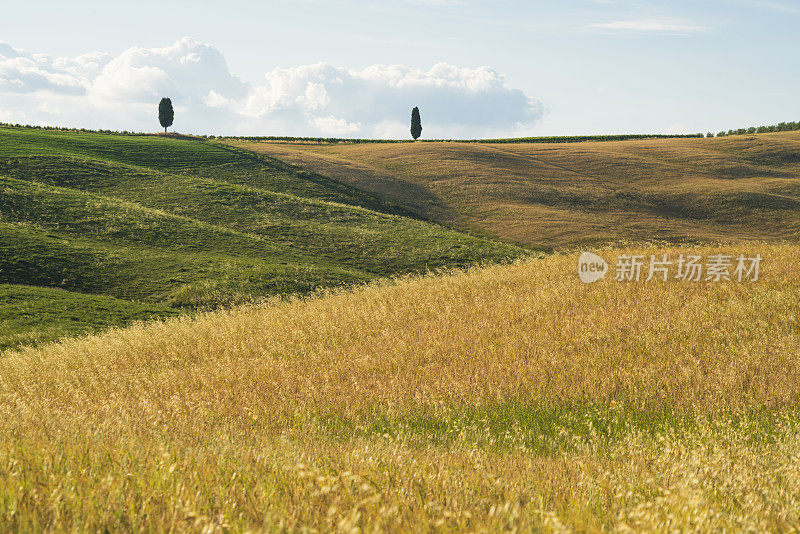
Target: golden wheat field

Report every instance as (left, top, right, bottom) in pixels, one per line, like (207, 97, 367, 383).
(1, 243, 800, 531)
(229, 132, 800, 249)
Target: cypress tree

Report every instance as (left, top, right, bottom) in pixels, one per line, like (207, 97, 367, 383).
(158, 97, 174, 133)
(410, 106, 422, 140)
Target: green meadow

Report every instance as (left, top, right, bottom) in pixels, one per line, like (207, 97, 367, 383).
(0, 127, 524, 351)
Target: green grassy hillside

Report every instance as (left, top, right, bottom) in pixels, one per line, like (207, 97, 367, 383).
(0, 284, 177, 351)
(229, 131, 800, 248)
(0, 127, 525, 351)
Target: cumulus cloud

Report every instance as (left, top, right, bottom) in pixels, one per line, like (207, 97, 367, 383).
(89, 38, 248, 107)
(0, 42, 107, 94)
(0, 37, 542, 138)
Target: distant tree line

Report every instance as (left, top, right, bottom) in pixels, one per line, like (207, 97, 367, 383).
(214, 133, 706, 144)
(705, 120, 800, 138)
(2, 120, 798, 143)
(0, 123, 152, 136)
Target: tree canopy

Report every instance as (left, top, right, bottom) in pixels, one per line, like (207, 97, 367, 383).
(411, 107, 422, 140)
(158, 98, 174, 133)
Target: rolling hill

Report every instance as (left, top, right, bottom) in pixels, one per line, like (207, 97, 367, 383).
(2, 243, 798, 531)
(0, 126, 525, 350)
(3, 127, 800, 529)
(227, 131, 800, 248)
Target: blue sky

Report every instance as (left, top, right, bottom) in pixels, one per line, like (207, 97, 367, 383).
(0, 0, 797, 137)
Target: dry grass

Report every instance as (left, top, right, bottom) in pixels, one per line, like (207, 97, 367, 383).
(1, 243, 799, 531)
(228, 132, 800, 248)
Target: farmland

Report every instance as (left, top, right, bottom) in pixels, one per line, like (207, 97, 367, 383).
(1, 244, 798, 531)
(2, 126, 800, 531)
(229, 131, 800, 248)
(3, 0, 799, 529)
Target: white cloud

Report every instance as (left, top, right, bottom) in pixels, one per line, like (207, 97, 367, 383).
(373, 120, 410, 139)
(0, 43, 106, 95)
(310, 115, 361, 136)
(88, 37, 248, 107)
(0, 38, 543, 138)
(665, 124, 691, 135)
(591, 19, 709, 33)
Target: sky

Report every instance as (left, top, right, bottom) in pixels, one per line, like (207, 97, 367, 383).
(0, 0, 798, 138)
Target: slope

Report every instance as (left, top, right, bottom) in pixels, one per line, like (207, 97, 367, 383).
(1, 243, 798, 530)
(228, 131, 800, 248)
(0, 127, 525, 350)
